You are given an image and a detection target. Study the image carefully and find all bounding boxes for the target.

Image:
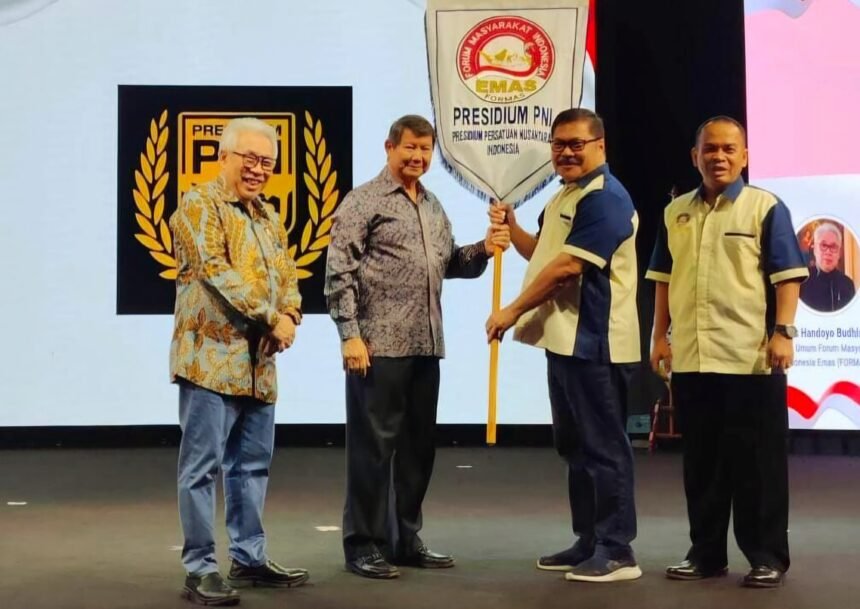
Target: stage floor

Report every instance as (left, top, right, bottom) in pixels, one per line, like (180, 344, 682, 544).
(1, 447, 857, 609)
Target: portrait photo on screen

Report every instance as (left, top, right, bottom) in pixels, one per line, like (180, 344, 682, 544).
(796, 218, 859, 314)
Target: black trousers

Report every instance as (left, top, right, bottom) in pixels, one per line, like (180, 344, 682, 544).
(342, 356, 440, 561)
(547, 353, 638, 560)
(672, 372, 790, 572)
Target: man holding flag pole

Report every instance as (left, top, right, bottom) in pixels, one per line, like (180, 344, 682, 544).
(425, 0, 596, 443)
(426, 0, 639, 582)
(485, 108, 642, 583)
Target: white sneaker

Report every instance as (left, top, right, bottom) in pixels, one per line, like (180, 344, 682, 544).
(564, 558, 643, 583)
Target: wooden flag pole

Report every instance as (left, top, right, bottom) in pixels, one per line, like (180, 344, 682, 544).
(487, 245, 503, 445)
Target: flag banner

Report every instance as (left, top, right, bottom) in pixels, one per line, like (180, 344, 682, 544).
(426, 0, 591, 206)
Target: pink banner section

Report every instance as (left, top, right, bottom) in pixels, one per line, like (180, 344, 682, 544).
(745, 0, 860, 179)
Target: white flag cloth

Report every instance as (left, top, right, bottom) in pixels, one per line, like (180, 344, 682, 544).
(426, 0, 591, 206)
(744, 0, 814, 18)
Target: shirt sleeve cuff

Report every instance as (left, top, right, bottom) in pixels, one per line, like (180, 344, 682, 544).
(472, 240, 491, 259)
(281, 307, 302, 325)
(645, 269, 671, 283)
(336, 320, 361, 341)
(770, 267, 809, 285)
(562, 244, 606, 269)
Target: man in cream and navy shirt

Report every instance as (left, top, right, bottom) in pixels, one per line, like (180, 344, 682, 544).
(648, 116, 808, 588)
(486, 108, 642, 583)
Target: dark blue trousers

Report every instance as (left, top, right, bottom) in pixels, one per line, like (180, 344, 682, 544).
(547, 352, 638, 560)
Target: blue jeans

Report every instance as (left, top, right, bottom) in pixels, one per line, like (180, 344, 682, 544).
(177, 379, 276, 576)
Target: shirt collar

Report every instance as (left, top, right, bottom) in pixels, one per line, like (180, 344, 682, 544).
(562, 163, 609, 190)
(214, 175, 266, 216)
(377, 166, 426, 198)
(693, 176, 745, 205)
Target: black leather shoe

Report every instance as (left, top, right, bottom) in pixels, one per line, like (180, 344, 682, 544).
(394, 545, 455, 569)
(742, 565, 785, 588)
(182, 572, 240, 606)
(227, 559, 309, 588)
(666, 560, 729, 580)
(346, 553, 400, 579)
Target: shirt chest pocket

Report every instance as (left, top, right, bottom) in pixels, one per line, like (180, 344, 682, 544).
(721, 229, 761, 270)
(558, 199, 576, 224)
(548, 199, 575, 244)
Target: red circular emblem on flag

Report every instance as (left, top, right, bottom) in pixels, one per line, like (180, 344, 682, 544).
(457, 16, 555, 103)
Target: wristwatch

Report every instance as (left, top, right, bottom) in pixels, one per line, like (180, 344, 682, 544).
(774, 324, 798, 339)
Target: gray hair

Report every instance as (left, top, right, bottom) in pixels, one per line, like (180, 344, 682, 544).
(219, 117, 279, 158)
(814, 222, 842, 247)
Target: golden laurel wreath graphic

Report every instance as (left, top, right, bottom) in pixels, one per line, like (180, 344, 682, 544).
(291, 110, 339, 279)
(133, 109, 176, 279)
(131, 110, 339, 282)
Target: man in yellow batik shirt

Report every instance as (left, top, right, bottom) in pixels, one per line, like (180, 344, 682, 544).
(169, 117, 309, 606)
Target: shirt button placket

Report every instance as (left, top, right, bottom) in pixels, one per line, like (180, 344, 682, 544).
(696, 203, 717, 369)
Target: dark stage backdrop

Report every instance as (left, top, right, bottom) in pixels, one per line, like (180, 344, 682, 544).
(595, 0, 748, 420)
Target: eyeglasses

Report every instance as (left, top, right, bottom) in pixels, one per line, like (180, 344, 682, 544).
(230, 151, 276, 172)
(817, 242, 841, 253)
(550, 137, 602, 153)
